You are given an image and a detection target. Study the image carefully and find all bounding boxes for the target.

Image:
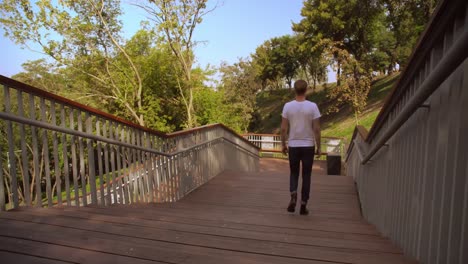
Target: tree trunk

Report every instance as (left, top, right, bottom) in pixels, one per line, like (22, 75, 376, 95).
(354, 110, 359, 126)
(188, 87, 195, 128)
(337, 60, 341, 86)
(387, 63, 394, 75)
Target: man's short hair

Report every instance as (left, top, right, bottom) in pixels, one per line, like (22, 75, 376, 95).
(294, 80, 308, 95)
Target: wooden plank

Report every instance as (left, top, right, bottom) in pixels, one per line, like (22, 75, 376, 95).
(0, 157, 417, 263)
(49, 206, 389, 243)
(0, 249, 71, 264)
(6, 209, 402, 254)
(0, 234, 160, 264)
(0, 217, 413, 264)
(0, 218, 333, 264)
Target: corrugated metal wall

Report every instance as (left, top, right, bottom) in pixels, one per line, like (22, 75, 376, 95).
(346, 2, 468, 263)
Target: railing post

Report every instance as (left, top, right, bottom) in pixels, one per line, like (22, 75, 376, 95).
(96, 118, 105, 206)
(51, 101, 62, 206)
(61, 104, 71, 206)
(17, 91, 31, 206)
(0, 143, 5, 211)
(4, 85, 19, 209)
(86, 112, 97, 205)
(70, 110, 80, 206)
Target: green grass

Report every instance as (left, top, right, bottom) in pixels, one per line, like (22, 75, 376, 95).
(42, 176, 105, 205)
(322, 109, 380, 139)
(322, 74, 399, 141)
(253, 73, 400, 142)
(252, 84, 332, 133)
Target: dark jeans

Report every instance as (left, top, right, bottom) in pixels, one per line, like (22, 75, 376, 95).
(288, 146, 315, 202)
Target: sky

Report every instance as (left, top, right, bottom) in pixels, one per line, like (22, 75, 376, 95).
(0, 0, 336, 82)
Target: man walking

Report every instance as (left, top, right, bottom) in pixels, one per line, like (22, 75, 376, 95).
(281, 80, 321, 215)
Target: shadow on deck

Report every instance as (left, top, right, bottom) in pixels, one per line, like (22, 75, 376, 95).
(0, 159, 416, 264)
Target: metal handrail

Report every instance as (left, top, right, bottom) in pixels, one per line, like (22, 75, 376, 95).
(0, 75, 259, 151)
(0, 111, 259, 158)
(366, 0, 465, 141)
(344, 2, 468, 263)
(0, 77, 260, 210)
(243, 134, 346, 156)
(360, 25, 468, 164)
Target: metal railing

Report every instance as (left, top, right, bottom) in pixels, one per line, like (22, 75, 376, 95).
(346, 1, 468, 263)
(243, 133, 346, 157)
(0, 76, 259, 211)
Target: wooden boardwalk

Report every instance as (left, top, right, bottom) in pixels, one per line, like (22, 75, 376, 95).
(0, 159, 416, 264)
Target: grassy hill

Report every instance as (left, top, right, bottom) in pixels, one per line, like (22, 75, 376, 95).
(250, 73, 400, 142)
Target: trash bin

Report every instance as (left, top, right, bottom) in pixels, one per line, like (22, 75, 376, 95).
(327, 153, 341, 175)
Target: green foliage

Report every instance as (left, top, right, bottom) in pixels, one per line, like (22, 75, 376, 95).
(322, 41, 372, 125)
(139, 0, 214, 128)
(0, 0, 438, 135)
(217, 59, 261, 133)
(252, 35, 301, 90)
(0, 0, 147, 125)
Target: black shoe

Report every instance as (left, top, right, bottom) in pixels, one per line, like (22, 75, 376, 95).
(287, 193, 297, 213)
(300, 204, 309, 215)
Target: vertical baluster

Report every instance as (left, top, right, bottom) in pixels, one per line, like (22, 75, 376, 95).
(146, 134, 154, 203)
(109, 122, 118, 204)
(0, 142, 5, 210)
(70, 109, 80, 206)
(130, 129, 138, 203)
(168, 155, 178, 202)
(77, 111, 87, 206)
(102, 121, 111, 206)
(125, 128, 135, 203)
(119, 126, 129, 205)
(17, 91, 31, 206)
(60, 105, 70, 206)
(86, 113, 97, 205)
(40, 97, 52, 208)
(137, 130, 145, 202)
(115, 124, 124, 204)
(157, 155, 163, 202)
(4, 86, 19, 208)
(166, 155, 171, 202)
(96, 119, 105, 206)
(29, 94, 41, 207)
(162, 143, 168, 202)
(50, 101, 61, 206)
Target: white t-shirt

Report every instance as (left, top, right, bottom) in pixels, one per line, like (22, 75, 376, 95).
(281, 100, 321, 147)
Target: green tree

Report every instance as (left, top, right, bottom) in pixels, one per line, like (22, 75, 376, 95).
(323, 41, 372, 125)
(382, 0, 438, 71)
(0, 0, 147, 125)
(293, 0, 384, 82)
(252, 35, 300, 90)
(252, 41, 281, 91)
(296, 36, 328, 91)
(270, 35, 300, 89)
(138, 0, 217, 128)
(218, 59, 261, 132)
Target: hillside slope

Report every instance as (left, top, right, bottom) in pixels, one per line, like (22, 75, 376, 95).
(250, 73, 399, 141)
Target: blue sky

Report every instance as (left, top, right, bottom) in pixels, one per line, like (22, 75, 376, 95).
(0, 0, 336, 82)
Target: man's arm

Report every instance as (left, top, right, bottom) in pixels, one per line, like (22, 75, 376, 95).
(313, 118, 321, 157)
(281, 117, 289, 155)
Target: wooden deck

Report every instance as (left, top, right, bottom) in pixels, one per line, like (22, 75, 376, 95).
(0, 158, 416, 264)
